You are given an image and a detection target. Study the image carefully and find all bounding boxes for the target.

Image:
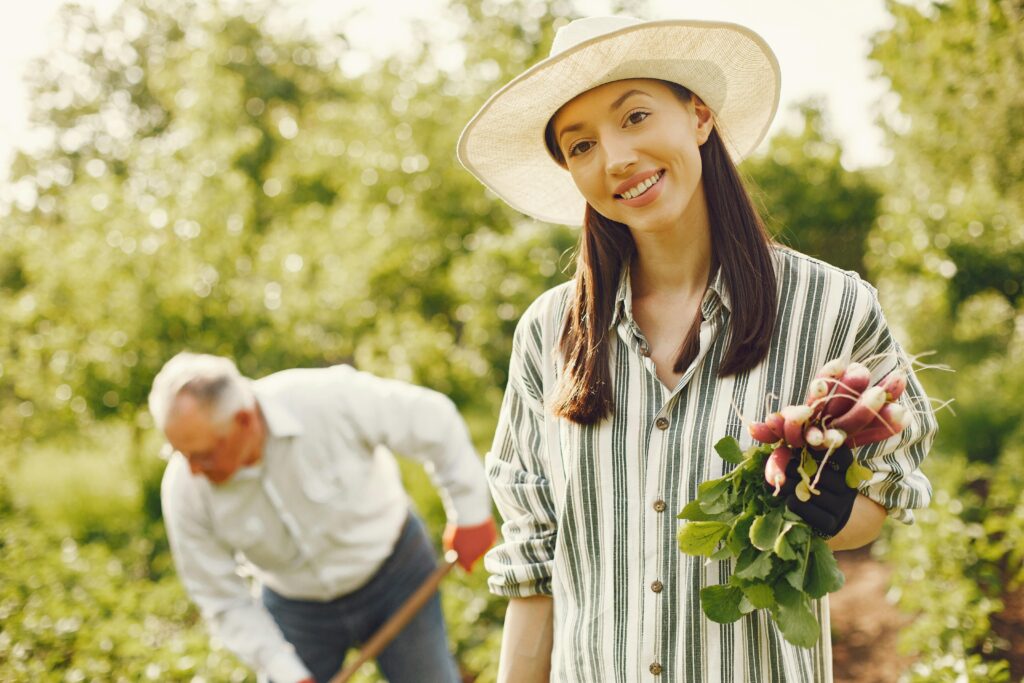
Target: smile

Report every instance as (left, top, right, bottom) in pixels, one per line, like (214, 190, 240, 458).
(615, 170, 664, 200)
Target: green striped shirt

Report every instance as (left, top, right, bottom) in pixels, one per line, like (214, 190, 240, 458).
(484, 246, 936, 682)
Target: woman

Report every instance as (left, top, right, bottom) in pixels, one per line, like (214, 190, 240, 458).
(458, 16, 936, 682)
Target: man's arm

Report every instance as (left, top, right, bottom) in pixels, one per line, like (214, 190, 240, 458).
(497, 596, 554, 683)
(161, 458, 311, 683)
(343, 369, 495, 567)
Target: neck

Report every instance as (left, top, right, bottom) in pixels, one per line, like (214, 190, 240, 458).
(629, 189, 712, 298)
(243, 405, 267, 467)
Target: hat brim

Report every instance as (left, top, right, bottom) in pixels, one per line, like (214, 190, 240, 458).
(457, 19, 781, 227)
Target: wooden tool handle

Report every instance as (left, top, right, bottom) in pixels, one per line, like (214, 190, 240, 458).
(330, 554, 458, 683)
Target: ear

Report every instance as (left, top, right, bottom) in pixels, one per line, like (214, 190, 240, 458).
(692, 96, 715, 146)
(234, 409, 253, 429)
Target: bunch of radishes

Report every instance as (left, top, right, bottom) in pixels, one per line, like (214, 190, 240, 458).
(751, 359, 909, 499)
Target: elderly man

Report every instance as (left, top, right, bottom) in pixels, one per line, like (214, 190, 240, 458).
(150, 352, 496, 683)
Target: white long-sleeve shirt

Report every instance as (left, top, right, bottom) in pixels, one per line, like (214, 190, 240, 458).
(161, 365, 492, 683)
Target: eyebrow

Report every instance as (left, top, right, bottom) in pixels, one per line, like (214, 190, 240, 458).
(557, 89, 652, 144)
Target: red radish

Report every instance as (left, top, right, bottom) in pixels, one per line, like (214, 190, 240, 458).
(815, 358, 847, 380)
(805, 377, 830, 406)
(764, 445, 793, 495)
(830, 386, 887, 433)
(822, 428, 847, 450)
(823, 362, 871, 419)
(781, 405, 813, 448)
(810, 428, 851, 491)
(749, 412, 784, 443)
(878, 370, 907, 402)
(846, 404, 909, 446)
(805, 425, 825, 448)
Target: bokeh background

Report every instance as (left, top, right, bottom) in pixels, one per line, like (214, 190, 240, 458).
(0, 0, 1021, 681)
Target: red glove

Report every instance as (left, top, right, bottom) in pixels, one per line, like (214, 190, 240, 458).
(443, 518, 497, 572)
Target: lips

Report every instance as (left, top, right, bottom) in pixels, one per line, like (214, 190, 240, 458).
(614, 169, 664, 200)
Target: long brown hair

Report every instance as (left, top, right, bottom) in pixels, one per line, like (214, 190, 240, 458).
(546, 81, 777, 425)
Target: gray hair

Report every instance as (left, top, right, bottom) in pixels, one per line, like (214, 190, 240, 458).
(148, 352, 256, 433)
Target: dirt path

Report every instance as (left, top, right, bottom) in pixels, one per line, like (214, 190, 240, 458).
(830, 545, 917, 683)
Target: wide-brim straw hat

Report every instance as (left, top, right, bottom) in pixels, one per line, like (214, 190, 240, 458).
(457, 16, 781, 227)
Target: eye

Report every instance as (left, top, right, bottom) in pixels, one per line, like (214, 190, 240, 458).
(568, 140, 594, 157)
(625, 110, 650, 126)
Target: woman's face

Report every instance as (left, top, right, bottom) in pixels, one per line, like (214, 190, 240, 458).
(551, 78, 714, 234)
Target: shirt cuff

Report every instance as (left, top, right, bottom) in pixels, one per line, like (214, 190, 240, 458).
(265, 645, 311, 683)
(449, 486, 494, 527)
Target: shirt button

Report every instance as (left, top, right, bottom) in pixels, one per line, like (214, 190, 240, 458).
(650, 662, 663, 676)
(655, 417, 670, 430)
(652, 499, 667, 513)
(651, 580, 664, 593)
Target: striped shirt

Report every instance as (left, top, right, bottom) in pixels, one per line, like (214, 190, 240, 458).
(484, 246, 936, 682)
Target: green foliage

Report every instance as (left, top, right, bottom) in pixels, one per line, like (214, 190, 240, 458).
(0, 496, 256, 682)
(878, 451, 1024, 680)
(677, 437, 846, 648)
(868, 0, 1024, 463)
(0, 0, 577, 446)
(743, 101, 882, 276)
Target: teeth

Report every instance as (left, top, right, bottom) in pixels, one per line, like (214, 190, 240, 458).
(621, 171, 662, 200)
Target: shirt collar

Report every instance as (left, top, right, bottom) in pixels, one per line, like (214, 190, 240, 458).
(609, 261, 732, 330)
(254, 386, 304, 438)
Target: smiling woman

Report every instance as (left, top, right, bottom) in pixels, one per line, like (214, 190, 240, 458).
(458, 14, 936, 683)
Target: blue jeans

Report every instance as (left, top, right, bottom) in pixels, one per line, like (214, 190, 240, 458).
(262, 513, 460, 683)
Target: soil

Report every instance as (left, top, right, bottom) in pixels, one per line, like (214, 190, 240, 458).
(831, 545, 1024, 682)
(990, 585, 1024, 680)
(830, 544, 917, 683)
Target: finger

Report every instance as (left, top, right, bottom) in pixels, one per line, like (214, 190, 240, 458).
(805, 486, 851, 514)
(816, 464, 860, 495)
(787, 496, 839, 535)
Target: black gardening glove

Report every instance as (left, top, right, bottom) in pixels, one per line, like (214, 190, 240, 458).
(780, 446, 858, 539)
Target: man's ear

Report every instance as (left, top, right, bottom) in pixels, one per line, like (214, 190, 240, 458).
(235, 409, 253, 429)
(692, 96, 715, 146)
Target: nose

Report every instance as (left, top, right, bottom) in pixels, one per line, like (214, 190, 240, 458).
(603, 134, 637, 177)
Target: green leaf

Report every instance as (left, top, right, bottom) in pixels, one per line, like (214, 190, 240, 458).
(749, 510, 784, 551)
(709, 543, 736, 561)
(771, 582, 821, 648)
(714, 436, 745, 465)
(734, 549, 774, 580)
(845, 461, 873, 488)
(727, 512, 755, 555)
(804, 537, 845, 598)
(697, 477, 730, 504)
(786, 539, 811, 590)
(701, 489, 736, 515)
(700, 584, 745, 623)
(677, 521, 730, 556)
(677, 498, 715, 521)
(741, 582, 776, 610)
(773, 522, 798, 560)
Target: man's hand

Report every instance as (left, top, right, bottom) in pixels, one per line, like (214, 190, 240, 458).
(443, 518, 498, 572)
(781, 446, 858, 538)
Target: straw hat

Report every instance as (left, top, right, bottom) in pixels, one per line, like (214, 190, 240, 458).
(457, 16, 781, 227)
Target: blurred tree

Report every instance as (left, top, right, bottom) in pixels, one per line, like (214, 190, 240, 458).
(0, 0, 586, 452)
(743, 99, 881, 276)
(869, 0, 1024, 462)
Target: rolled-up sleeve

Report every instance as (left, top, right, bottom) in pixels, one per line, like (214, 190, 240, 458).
(851, 287, 937, 523)
(484, 314, 558, 598)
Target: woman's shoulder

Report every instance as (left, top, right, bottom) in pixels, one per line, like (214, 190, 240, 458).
(515, 280, 575, 336)
(770, 244, 879, 300)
